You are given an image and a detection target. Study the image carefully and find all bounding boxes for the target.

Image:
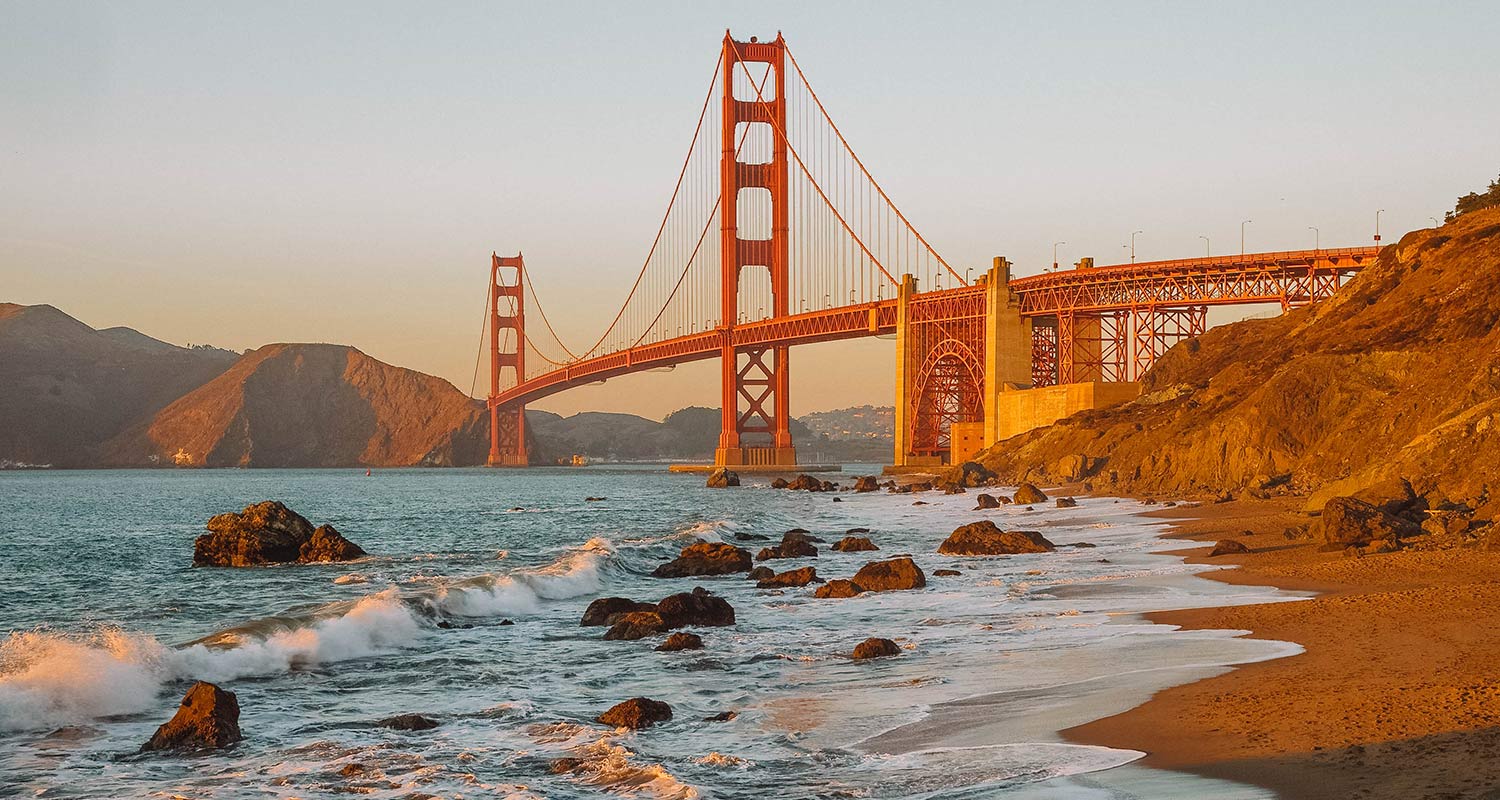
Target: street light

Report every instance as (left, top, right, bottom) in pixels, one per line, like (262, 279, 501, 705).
(1429, 216, 1440, 227)
(1130, 231, 1143, 264)
(1198, 235, 1210, 257)
(1308, 226, 1320, 251)
(1052, 241, 1066, 270)
(1375, 209, 1385, 246)
(1240, 220, 1253, 256)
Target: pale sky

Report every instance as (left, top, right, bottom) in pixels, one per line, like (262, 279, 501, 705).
(4, 2, 1497, 418)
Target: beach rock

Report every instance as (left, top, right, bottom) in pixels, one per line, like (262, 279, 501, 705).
(851, 637, 901, 659)
(651, 541, 753, 578)
(705, 468, 740, 488)
(933, 568, 961, 577)
(783, 529, 825, 543)
(378, 714, 439, 731)
(655, 587, 735, 628)
(746, 566, 774, 581)
(941, 482, 966, 494)
(193, 501, 366, 567)
(1055, 497, 1078, 508)
(958, 461, 998, 487)
(974, 493, 1002, 510)
(1321, 496, 1421, 547)
(655, 632, 704, 652)
(1012, 483, 1048, 505)
(756, 531, 819, 560)
(733, 531, 769, 541)
(597, 698, 672, 730)
(786, 474, 825, 491)
(813, 579, 864, 598)
(581, 597, 656, 627)
(757, 566, 819, 588)
(603, 611, 668, 640)
(1050, 454, 1092, 482)
(832, 536, 878, 552)
(846, 527, 871, 534)
(1208, 539, 1251, 557)
(771, 478, 789, 489)
(853, 475, 881, 493)
(140, 682, 241, 752)
(851, 557, 926, 591)
(1421, 511, 1471, 537)
(912, 500, 929, 506)
(938, 521, 1055, 556)
(703, 710, 738, 722)
(1351, 477, 1421, 518)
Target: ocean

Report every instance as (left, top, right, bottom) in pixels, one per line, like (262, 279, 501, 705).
(0, 466, 1302, 799)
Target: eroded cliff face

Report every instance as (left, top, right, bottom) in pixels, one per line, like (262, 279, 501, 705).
(970, 208, 1500, 511)
(103, 343, 489, 467)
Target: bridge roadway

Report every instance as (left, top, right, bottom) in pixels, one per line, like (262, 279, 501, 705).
(491, 246, 1380, 409)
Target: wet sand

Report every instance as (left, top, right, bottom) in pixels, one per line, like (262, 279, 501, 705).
(1066, 497, 1500, 799)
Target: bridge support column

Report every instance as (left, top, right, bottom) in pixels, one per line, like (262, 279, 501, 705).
(892, 274, 919, 467)
(487, 253, 528, 467)
(982, 257, 1032, 447)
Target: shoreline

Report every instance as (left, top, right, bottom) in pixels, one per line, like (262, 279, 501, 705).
(1064, 496, 1500, 799)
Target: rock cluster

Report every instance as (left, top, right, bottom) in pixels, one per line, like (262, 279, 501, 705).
(757, 530, 820, 560)
(773, 474, 839, 491)
(193, 501, 365, 567)
(853, 475, 881, 492)
(651, 541, 752, 578)
(705, 468, 740, 488)
(140, 682, 242, 751)
(938, 521, 1055, 555)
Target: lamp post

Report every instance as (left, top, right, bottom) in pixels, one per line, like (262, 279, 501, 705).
(1375, 209, 1384, 247)
(1240, 220, 1252, 256)
(1429, 216, 1439, 227)
(1052, 241, 1066, 271)
(1198, 235, 1210, 257)
(1130, 231, 1143, 264)
(1308, 226, 1319, 251)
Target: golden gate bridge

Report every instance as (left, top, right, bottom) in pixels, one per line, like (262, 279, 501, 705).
(482, 32, 1378, 469)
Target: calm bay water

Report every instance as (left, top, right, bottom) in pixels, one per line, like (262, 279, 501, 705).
(0, 467, 1298, 799)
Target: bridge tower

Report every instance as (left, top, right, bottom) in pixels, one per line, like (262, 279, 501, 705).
(715, 32, 796, 468)
(487, 253, 527, 467)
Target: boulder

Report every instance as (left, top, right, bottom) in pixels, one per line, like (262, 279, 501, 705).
(597, 698, 673, 730)
(1012, 483, 1048, 505)
(603, 611, 668, 640)
(378, 714, 439, 731)
(703, 710, 738, 722)
(813, 579, 864, 598)
(974, 493, 1001, 510)
(581, 597, 656, 627)
(1208, 540, 1251, 557)
(1055, 497, 1078, 509)
(757, 566, 819, 588)
(193, 501, 366, 567)
(832, 536, 878, 552)
(786, 474, 825, 491)
(958, 461, 998, 487)
(851, 557, 926, 591)
(1050, 454, 1094, 482)
(1421, 511, 1471, 537)
(705, 468, 740, 488)
(933, 568, 961, 577)
(756, 531, 819, 560)
(746, 566, 774, 581)
(846, 527, 871, 534)
(938, 521, 1055, 556)
(851, 637, 901, 659)
(1321, 496, 1421, 547)
(655, 632, 704, 652)
(941, 482, 966, 494)
(733, 531, 769, 542)
(853, 475, 881, 493)
(1351, 477, 1421, 518)
(651, 541, 753, 578)
(771, 478, 789, 489)
(140, 682, 241, 752)
(655, 587, 735, 628)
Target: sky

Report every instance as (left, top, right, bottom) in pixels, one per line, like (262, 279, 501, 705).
(4, 1, 1498, 419)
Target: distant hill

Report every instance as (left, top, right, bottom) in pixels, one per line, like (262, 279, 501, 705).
(102, 343, 490, 467)
(0, 303, 237, 467)
(799, 405, 895, 444)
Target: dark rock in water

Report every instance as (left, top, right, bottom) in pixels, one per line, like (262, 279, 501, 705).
(933, 568, 961, 577)
(1063, 542, 1097, 548)
(853, 475, 881, 493)
(550, 757, 585, 774)
(508, 506, 524, 511)
(757, 566, 820, 588)
(603, 611, 668, 640)
(941, 482, 966, 494)
(734, 531, 769, 541)
(656, 587, 735, 628)
(193, 501, 366, 567)
(785, 474, 824, 491)
(974, 493, 1002, 510)
(140, 682, 241, 752)
(499, 619, 515, 625)
(585, 496, 606, 502)
(851, 557, 926, 591)
(832, 497, 842, 502)
(378, 714, 440, 731)
(959, 461, 998, 487)
(852, 637, 901, 660)
(1055, 497, 1078, 508)
(581, 597, 657, 627)
(651, 541, 753, 578)
(705, 468, 740, 488)
(598, 697, 673, 730)
(771, 478, 789, 489)
(655, 632, 704, 651)
(1209, 539, 1251, 557)
(703, 710, 738, 722)
(1012, 483, 1048, 505)
(756, 531, 819, 560)
(813, 578, 863, 598)
(746, 566, 774, 581)
(832, 536, 878, 552)
(912, 500, 929, 506)
(436, 620, 474, 629)
(847, 527, 871, 534)
(938, 521, 1055, 555)
(783, 528, 824, 542)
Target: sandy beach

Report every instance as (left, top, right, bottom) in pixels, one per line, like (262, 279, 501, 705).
(1066, 497, 1500, 799)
